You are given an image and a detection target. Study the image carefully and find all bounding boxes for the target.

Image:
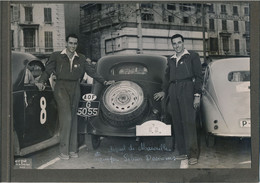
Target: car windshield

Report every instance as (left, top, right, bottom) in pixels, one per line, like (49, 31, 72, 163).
(228, 71, 250, 82)
(110, 63, 148, 75)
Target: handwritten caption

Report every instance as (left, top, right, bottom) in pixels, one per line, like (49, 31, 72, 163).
(93, 142, 177, 163)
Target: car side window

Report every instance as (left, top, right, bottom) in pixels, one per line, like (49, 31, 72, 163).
(24, 61, 44, 85)
(228, 71, 250, 82)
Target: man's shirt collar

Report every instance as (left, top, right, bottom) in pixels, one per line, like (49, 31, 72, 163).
(170, 49, 190, 59)
(61, 49, 79, 58)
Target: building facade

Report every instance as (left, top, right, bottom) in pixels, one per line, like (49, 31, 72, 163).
(206, 3, 250, 57)
(80, 3, 250, 61)
(11, 3, 66, 58)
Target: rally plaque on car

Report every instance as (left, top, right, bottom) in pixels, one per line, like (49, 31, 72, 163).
(136, 120, 171, 136)
(77, 93, 100, 117)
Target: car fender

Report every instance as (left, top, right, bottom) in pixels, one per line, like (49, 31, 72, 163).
(201, 90, 229, 134)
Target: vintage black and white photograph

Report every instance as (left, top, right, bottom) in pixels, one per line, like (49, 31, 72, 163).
(11, 2, 252, 171)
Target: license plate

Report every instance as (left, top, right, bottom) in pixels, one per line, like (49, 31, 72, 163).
(136, 120, 171, 136)
(77, 101, 100, 117)
(240, 119, 251, 127)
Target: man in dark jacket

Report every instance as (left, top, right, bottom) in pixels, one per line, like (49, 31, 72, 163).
(35, 34, 114, 160)
(154, 34, 203, 166)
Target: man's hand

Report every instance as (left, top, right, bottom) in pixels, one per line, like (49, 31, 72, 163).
(35, 82, 46, 91)
(193, 96, 200, 110)
(86, 58, 91, 63)
(104, 80, 115, 85)
(153, 91, 165, 101)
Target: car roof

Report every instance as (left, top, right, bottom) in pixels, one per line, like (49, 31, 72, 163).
(99, 54, 167, 59)
(12, 51, 39, 62)
(208, 57, 249, 76)
(208, 57, 250, 69)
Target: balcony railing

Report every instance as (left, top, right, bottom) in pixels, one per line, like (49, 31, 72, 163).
(12, 46, 62, 54)
(25, 47, 36, 53)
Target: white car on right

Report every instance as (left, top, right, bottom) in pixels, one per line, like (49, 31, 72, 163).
(200, 57, 250, 147)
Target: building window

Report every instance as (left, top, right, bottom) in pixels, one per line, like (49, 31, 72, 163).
(25, 7, 33, 22)
(11, 5, 19, 22)
(235, 39, 240, 54)
(222, 37, 229, 52)
(245, 21, 250, 32)
(209, 19, 215, 30)
(222, 20, 227, 31)
(44, 8, 52, 23)
(11, 30, 14, 49)
(11, 6, 14, 22)
(208, 4, 214, 13)
(45, 31, 53, 52)
(210, 38, 218, 52)
(168, 15, 174, 23)
(196, 18, 202, 24)
(23, 28, 35, 52)
(183, 16, 189, 23)
(167, 4, 176, 10)
(180, 3, 192, 12)
(233, 6, 238, 15)
(246, 37, 250, 54)
(221, 5, 226, 14)
(141, 3, 153, 9)
(141, 13, 154, 21)
(244, 7, 249, 15)
(97, 4, 102, 11)
(84, 9, 91, 17)
(234, 21, 239, 32)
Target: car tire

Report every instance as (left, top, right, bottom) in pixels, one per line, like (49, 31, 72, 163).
(91, 135, 101, 150)
(100, 81, 148, 127)
(205, 133, 216, 147)
(165, 135, 175, 151)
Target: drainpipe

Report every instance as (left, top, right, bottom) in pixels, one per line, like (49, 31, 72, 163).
(202, 3, 207, 63)
(136, 3, 143, 54)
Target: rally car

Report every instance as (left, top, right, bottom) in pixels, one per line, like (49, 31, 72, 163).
(12, 51, 59, 156)
(80, 54, 173, 149)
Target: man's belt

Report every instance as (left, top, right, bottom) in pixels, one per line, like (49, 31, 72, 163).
(57, 79, 80, 82)
(170, 77, 193, 84)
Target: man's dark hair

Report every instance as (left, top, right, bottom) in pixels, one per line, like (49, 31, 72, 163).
(66, 34, 79, 42)
(171, 34, 184, 43)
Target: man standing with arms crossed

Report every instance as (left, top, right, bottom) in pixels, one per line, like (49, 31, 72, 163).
(154, 34, 203, 166)
(36, 34, 114, 160)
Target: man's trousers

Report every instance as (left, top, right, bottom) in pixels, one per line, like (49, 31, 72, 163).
(54, 80, 80, 155)
(168, 81, 199, 159)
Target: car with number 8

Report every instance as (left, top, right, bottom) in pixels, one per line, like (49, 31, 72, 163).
(200, 57, 250, 147)
(12, 51, 59, 156)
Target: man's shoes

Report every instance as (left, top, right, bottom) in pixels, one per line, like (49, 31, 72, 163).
(175, 154, 188, 160)
(180, 159, 189, 169)
(58, 153, 70, 160)
(69, 152, 79, 158)
(188, 158, 198, 165)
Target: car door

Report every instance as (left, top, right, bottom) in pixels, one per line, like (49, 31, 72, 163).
(13, 59, 58, 150)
